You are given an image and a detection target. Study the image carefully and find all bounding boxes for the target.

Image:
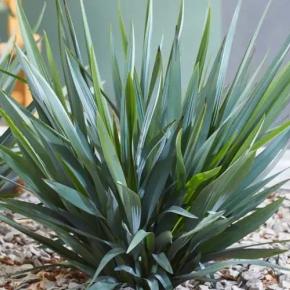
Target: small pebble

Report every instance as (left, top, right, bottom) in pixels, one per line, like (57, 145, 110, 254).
(246, 279, 264, 290)
(198, 286, 209, 290)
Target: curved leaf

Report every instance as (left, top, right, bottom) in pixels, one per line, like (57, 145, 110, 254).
(127, 229, 152, 253)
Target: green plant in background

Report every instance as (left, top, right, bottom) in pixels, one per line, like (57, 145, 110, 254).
(0, 41, 23, 196)
(1, 0, 290, 289)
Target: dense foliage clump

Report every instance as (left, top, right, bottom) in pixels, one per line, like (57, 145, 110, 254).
(1, 1, 290, 289)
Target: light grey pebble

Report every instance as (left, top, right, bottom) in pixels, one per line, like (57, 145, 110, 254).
(242, 270, 262, 281)
(228, 269, 240, 279)
(246, 279, 264, 290)
(267, 286, 283, 290)
(197, 286, 209, 290)
(279, 274, 290, 289)
(3, 231, 15, 242)
(231, 286, 244, 290)
(67, 282, 83, 289)
(176, 286, 189, 290)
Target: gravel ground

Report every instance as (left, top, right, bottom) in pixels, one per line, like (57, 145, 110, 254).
(0, 192, 290, 290)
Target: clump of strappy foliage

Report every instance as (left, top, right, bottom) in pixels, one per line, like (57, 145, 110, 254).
(1, 0, 290, 289)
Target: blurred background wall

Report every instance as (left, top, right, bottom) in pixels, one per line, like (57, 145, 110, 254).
(222, 0, 290, 78)
(0, 0, 221, 93)
(222, 0, 290, 124)
(1, 1, 290, 102)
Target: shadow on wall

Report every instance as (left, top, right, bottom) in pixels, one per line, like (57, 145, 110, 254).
(1, 0, 221, 94)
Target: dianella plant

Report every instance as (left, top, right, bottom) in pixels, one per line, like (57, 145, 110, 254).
(1, 0, 290, 289)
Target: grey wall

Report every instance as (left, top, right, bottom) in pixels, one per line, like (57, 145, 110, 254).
(222, 0, 290, 124)
(222, 0, 290, 77)
(1, 1, 289, 92)
(0, 0, 221, 94)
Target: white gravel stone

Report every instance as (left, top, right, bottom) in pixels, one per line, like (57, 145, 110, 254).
(279, 274, 290, 289)
(197, 286, 209, 290)
(176, 286, 189, 290)
(231, 286, 244, 290)
(228, 269, 240, 279)
(242, 270, 263, 281)
(246, 279, 264, 290)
